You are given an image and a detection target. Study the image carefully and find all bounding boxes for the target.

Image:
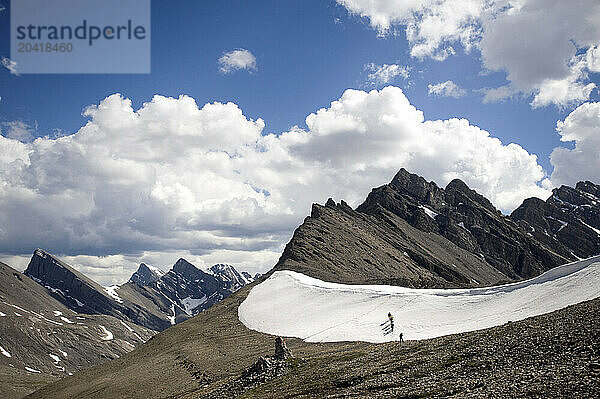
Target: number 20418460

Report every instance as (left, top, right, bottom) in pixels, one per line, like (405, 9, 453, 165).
(18, 42, 73, 52)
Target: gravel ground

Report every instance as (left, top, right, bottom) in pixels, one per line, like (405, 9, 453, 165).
(235, 297, 600, 398)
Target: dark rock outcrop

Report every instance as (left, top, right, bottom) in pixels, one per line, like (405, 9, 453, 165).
(209, 337, 295, 399)
(511, 182, 600, 259)
(274, 336, 292, 360)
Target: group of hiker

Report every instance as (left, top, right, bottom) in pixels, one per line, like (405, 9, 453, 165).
(387, 312, 403, 343)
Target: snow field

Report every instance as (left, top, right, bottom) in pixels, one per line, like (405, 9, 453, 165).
(239, 256, 600, 343)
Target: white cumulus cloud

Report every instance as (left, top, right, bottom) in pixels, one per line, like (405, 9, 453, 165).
(365, 63, 410, 86)
(218, 49, 257, 74)
(428, 80, 466, 98)
(1, 121, 36, 142)
(550, 102, 600, 187)
(337, 0, 600, 108)
(0, 87, 553, 284)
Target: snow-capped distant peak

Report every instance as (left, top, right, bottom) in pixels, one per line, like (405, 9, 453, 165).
(209, 263, 254, 288)
(129, 263, 165, 286)
(146, 264, 165, 275)
(34, 248, 48, 259)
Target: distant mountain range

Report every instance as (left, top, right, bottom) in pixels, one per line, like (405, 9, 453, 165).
(23, 249, 260, 331)
(0, 250, 257, 398)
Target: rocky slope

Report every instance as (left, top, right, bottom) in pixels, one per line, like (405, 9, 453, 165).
(235, 297, 600, 399)
(0, 262, 154, 399)
(3, 251, 257, 398)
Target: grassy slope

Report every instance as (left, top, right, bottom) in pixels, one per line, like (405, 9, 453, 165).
(0, 366, 57, 399)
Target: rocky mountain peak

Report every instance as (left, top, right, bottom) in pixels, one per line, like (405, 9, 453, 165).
(25, 248, 98, 292)
(550, 182, 600, 209)
(390, 168, 442, 204)
(172, 258, 200, 277)
(512, 180, 600, 259)
(129, 263, 164, 286)
(445, 178, 496, 212)
(278, 168, 593, 287)
(210, 263, 253, 290)
(24, 249, 128, 317)
(510, 197, 547, 225)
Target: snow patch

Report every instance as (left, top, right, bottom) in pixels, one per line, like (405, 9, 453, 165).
(578, 218, 600, 236)
(25, 366, 41, 373)
(3, 302, 28, 314)
(0, 345, 11, 357)
(119, 321, 145, 343)
(49, 354, 60, 363)
(239, 256, 600, 343)
(0, 311, 5, 317)
(53, 311, 62, 317)
(181, 295, 207, 316)
(60, 316, 74, 324)
(103, 285, 123, 303)
(73, 298, 85, 307)
(419, 205, 438, 219)
(98, 325, 113, 341)
(147, 264, 165, 275)
(546, 216, 569, 233)
(45, 285, 68, 297)
(168, 304, 176, 325)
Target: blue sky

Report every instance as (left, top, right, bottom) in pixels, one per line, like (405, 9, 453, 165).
(1, 0, 596, 171)
(0, 0, 599, 283)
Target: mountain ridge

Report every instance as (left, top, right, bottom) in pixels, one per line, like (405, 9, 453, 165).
(274, 169, 599, 288)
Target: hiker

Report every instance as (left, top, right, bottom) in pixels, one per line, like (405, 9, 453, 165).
(388, 312, 394, 332)
(399, 332, 403, 343)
